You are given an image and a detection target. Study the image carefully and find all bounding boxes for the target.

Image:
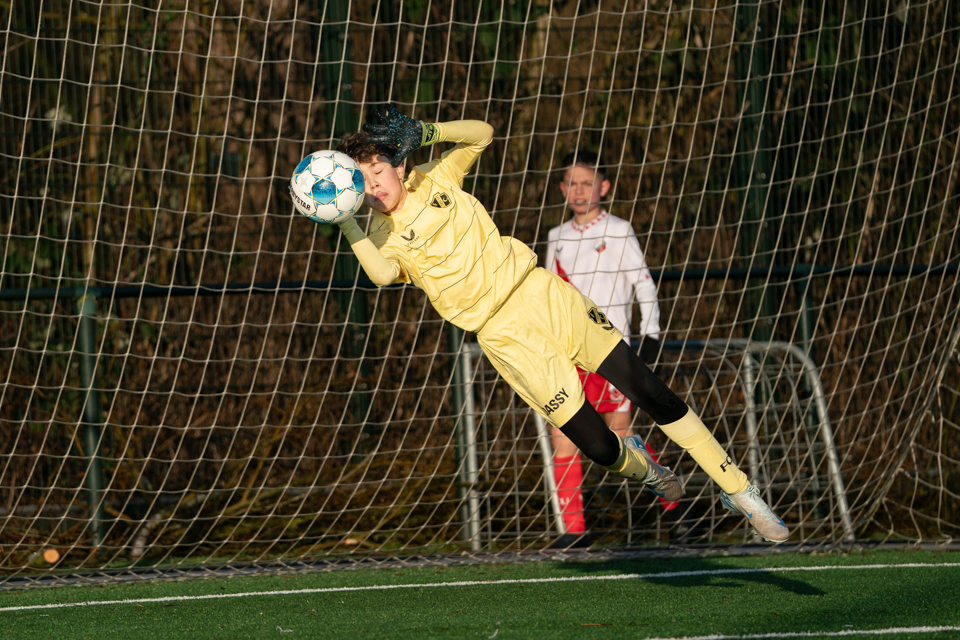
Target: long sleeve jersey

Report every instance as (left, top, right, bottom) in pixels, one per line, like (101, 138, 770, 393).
(545, 210, 661, 341)
(343, 120, 538, 333)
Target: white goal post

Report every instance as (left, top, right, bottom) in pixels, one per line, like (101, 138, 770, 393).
(458, 338, 855, 547)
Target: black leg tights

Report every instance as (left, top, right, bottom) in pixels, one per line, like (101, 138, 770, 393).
(558, 401, 621, 466)
(596, 340, 688, 425)
(557, 341, 689, 468)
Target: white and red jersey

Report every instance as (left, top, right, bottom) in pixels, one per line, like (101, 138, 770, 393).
(545, 209, 661, 343)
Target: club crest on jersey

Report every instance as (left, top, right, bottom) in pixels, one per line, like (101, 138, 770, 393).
(595, 240, 606, 253)
(430, 192, 452, 208)
(587, 307, 615, 331)
(542, 388, 569, 416)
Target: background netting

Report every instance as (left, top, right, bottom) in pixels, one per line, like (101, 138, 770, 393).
(1, 0, 958, 584)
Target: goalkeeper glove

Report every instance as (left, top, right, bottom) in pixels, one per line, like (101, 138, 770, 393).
(363, 104, 439, 168)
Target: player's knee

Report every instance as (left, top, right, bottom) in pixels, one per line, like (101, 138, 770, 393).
(634, 368, 667, 400)
(598, 341, 687, 425)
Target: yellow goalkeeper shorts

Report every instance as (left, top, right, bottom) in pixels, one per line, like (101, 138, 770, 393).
(476, 267, 624, 427)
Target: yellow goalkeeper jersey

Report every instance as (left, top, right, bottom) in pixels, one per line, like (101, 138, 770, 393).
(367, 121, 537, 332)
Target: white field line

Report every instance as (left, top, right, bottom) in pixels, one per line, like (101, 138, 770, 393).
(642, 627, 960, 639)
(0, 561, 957, 614)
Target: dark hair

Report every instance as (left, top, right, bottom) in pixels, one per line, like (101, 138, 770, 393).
(560, 149, 606, 180)
(336, 132, 398, 164)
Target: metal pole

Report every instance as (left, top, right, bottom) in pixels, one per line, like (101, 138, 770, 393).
(740, 350, 761, 483)
(451, 328, 481, 550)
(78, 293, 105, 547)
(784, 343, 855, 541)
(460, 344, 481, 551)
(696, 339, 854, 541)
(449, 325, 469, 544)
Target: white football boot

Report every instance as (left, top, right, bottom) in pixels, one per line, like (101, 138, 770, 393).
(720, 483, 790, 543)
(624, 435, 684, 502)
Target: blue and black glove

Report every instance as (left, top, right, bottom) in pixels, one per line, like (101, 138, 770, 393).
(363, 104, 439, 168)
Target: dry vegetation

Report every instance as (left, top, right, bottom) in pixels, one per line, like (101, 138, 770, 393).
(0, 0, 957, 573)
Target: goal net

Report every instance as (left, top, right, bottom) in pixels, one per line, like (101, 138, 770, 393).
(0, 0, 958, 584)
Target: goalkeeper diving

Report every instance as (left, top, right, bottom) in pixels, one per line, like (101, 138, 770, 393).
(330, 106, 789, 543)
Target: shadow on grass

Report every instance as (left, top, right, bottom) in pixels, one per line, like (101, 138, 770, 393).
(553, 552, 827, 597)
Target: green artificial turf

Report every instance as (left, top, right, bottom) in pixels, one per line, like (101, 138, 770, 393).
(1, 548, 958, 639)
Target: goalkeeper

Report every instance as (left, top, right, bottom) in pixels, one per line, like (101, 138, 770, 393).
(333, 107, 789, 543)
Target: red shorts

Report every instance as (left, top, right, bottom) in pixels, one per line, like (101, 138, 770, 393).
(578, 368, 630, 414)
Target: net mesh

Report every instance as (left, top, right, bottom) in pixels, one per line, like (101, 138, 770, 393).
(0, 0, 958, 584)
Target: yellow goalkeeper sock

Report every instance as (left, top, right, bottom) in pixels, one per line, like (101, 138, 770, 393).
(658, 408, 749, 495)
(601, 437, 648, 480)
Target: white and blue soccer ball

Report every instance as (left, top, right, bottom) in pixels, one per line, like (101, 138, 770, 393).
(288, 150, 364, 224)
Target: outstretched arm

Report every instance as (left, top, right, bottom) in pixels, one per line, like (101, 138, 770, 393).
(338, 217, 402, 287)
(364, 105, 493, 172)
(427, 120, 494, 174)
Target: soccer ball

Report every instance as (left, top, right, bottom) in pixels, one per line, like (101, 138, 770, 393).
(288, 150, 365, 224)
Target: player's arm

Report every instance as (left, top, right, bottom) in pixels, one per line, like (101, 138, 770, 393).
(625, 230, 662, 339)
(364, 105, 493, 173)
(338, 217, 402, 287)
(635, 273, 661, 338)
(544, 228, 559, 273)
(427, 120, 494, 175)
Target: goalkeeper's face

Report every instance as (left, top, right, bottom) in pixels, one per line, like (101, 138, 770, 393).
(359, 155, 407, 215)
